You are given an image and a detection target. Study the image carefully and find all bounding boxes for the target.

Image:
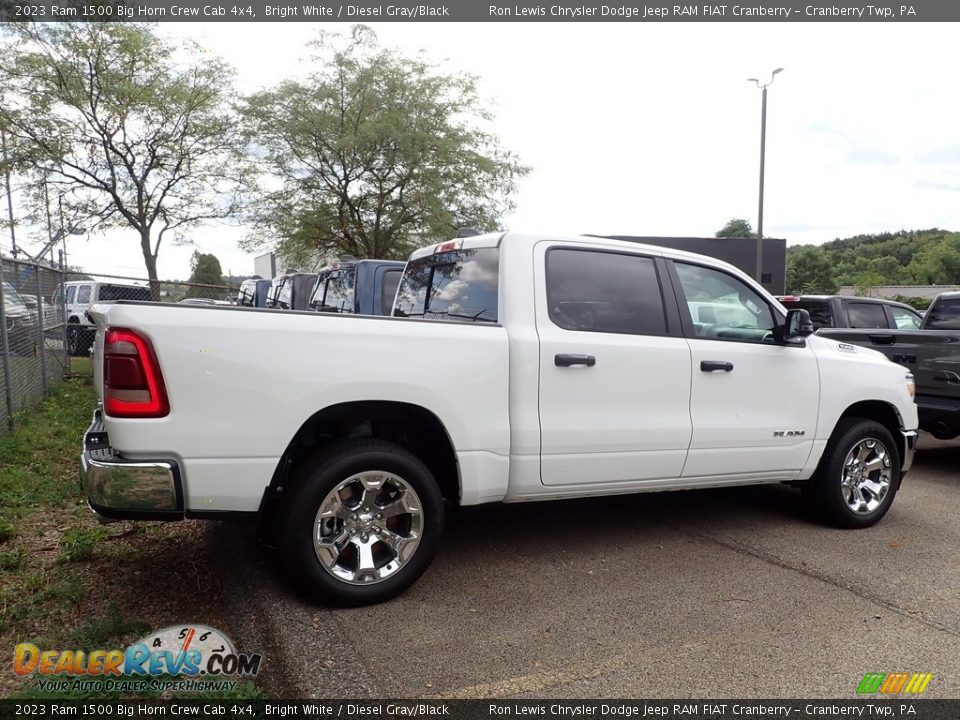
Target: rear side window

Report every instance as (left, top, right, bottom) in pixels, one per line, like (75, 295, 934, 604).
(925, 298, 960, 329)
(782, 299, 833, 329)
(888, 305, 922, 329)
(847, 302, 888, 328)
(77, 285, 91, 303)
(381, 269, 402, 316)
(318, 269, 356, 313)
(546, 249, 667, 335)
(394, 248, 499, 323)
(97, 284, 151, 302)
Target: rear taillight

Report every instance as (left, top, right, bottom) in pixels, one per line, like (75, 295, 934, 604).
(103, 327, 169, 418)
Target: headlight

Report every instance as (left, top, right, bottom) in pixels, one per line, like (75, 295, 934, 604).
(906, 372, 916, 400)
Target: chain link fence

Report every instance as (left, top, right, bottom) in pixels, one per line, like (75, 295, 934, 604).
(0, 257, 241, 432)
(0, 257, 69, 433)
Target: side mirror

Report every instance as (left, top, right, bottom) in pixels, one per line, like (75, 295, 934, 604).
(22, 296, 37, 309)
(782, 308, 814, 341)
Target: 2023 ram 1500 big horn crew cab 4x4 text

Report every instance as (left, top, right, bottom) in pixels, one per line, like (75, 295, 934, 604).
(80, 233, 918, 605)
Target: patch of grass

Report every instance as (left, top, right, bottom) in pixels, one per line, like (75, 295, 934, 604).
(58, 525, 109, 563)
(0, 517, 14, 543)
(66, 604, 151, 648)
(0, 549, 25, 571)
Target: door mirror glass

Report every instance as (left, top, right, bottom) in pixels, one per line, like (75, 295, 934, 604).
(784, 308, 814, 340)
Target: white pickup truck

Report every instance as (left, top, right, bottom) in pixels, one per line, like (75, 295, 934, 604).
(81, 232, 918, 605)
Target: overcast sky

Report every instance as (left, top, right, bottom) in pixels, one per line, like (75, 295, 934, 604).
(8, 21, 960, 280)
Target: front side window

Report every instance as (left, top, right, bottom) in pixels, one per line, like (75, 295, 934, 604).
(546, 249, 667, 335)
(77, 285, 91, 303)
(674, 262, 775, 343)
(97, 284, 151, 302)
(66, 286, 76, 304)
(847, 302, 888, 329)
(394, 248, 499, 323)
(888, 305, 922, 330)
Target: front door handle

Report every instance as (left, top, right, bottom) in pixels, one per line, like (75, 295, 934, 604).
(700, 360, 734, 372)
(555, 354, 596, 367)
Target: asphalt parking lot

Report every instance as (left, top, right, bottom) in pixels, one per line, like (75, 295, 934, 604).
(211, 435, 960, 699)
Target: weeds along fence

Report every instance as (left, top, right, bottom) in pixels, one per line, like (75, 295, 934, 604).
(0, 257, 240, 433)
(0, 257, 68, 433)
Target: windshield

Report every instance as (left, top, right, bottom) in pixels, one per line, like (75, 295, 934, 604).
(393, 248, 499, 323)
(2, 283, 26, 308)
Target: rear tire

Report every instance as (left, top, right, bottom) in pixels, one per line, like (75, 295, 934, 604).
(277, 439, 444, 606)
(807, 418, 900, 529)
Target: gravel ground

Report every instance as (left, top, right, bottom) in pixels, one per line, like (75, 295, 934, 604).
(210, 434, 960, 699)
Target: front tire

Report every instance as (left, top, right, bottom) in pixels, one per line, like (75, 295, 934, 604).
(277, 439, 444, 606)
(807, 418, 900, 529)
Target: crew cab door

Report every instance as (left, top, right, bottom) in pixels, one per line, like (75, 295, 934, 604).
(668, 260, 819, 478)
(536, 243, 693, 486)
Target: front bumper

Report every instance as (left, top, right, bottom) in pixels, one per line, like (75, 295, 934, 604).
(80, 409, 184, 522)
(900, 429, 918, 474)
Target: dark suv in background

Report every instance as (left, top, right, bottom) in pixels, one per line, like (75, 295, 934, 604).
(778, 295, 923, 331)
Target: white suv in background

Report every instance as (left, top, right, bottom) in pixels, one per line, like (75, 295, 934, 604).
(55, 280, 152, 356)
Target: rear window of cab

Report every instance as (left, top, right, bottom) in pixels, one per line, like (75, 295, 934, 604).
(393, 248, 499, 323)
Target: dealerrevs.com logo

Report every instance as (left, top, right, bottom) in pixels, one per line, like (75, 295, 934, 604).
(856, 673, 933, 695)
(13, 625, 262, 693)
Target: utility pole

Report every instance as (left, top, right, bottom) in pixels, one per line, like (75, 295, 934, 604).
(747, 67, 784, 285)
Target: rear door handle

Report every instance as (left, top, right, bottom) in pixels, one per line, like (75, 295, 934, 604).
(555, 354, 596, 367)
(700, 361, 733, 372)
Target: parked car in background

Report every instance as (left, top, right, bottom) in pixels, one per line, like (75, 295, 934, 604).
(818, 291, 960, 438)
(237, 278, 272, 308)
(266, 271, 319, 311)
(2, 282, 40, 356)
(57, 280, 152, 356)
(777, 295, 923, 331)
(308, 258, 405, 316)
(80, 232, 917, 606)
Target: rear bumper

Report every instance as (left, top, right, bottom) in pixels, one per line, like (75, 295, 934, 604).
(79, 408, 184, 522)
(900, 429, 917, 474)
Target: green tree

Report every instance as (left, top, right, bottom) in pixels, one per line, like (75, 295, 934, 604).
(715, 218, 755, 238)
(0, 23, 249, 298)
(186, 251, 224, 299)
(241, 26, 528, 263)
(786, 245, 838, 294)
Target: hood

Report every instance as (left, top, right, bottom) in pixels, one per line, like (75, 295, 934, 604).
(807, 333, 890, 364)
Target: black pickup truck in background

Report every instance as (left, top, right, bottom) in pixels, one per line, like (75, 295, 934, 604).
(777, 294, 923, 330)
(818, 292, 960, 439)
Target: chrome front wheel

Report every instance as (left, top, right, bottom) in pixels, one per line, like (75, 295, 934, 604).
(810, 418, 900, 529)
(840, 438, 891, 515)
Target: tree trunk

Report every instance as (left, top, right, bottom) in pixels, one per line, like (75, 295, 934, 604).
(139, 229, 161, 302)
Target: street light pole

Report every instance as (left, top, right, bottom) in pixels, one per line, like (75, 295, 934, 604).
(748, 67, 783, 285)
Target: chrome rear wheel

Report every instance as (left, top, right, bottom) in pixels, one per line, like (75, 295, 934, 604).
(313, 471, 423, 585)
